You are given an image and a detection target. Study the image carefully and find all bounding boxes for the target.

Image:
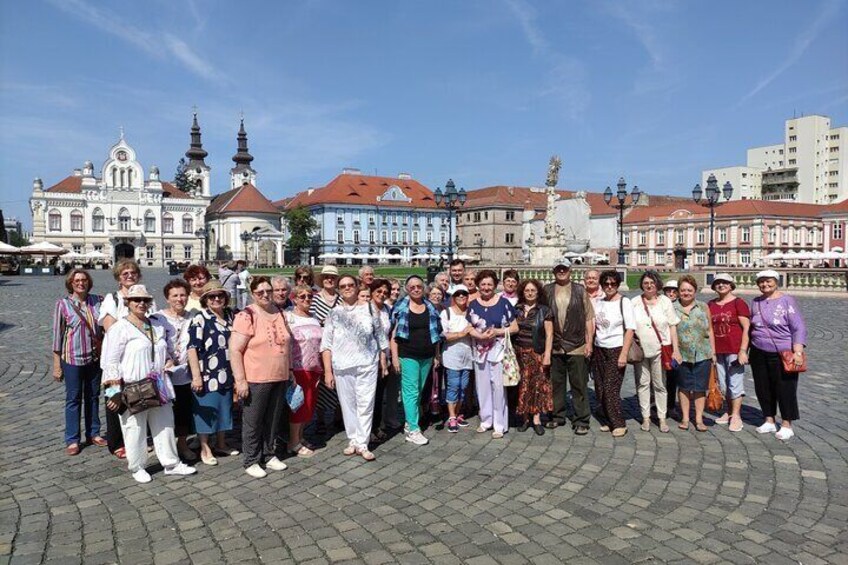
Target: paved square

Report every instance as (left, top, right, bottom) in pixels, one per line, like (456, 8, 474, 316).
(1, 271, 846, 564)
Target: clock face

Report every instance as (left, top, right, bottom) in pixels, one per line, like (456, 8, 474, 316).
(242, 171, 249, 178)
(117, 151, 127, 162)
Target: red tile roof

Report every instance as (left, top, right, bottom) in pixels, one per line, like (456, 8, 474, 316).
(624, 199, 830, 224)
(283, 174, 438, 209)
(207, 183, 280, 216)
(45, 176, 83, 193)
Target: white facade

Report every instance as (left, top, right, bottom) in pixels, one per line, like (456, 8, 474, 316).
(705, 114, 847, 204)
(29, 135, 209, 267)
(701, 166, 763, 201)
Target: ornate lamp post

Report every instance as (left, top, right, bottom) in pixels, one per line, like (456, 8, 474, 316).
(603, 177, 641, 265)
(475, 236, 486, 263)
(692, 174, 733, 267)
(194, 227, 207, 263)
(239, 230, 251, 263)
(433, 179, 467, 263)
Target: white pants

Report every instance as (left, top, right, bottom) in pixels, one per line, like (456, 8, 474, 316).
(334, 364, 378, 451)
(119, 404, 180, 473)
(635, 354, 667, 419)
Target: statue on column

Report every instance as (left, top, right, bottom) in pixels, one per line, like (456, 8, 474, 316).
(544, 155, 561, 241)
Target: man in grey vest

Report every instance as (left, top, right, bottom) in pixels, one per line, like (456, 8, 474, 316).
(544, 259, 595, 434)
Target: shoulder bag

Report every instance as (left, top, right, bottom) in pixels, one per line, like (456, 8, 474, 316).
(122, 324, 163, 415)
(755, 301, 807, 373)
(642, 296, 674, 371)
(706, 364, 724, 412)
(502, 324, 521, 387)
(619, 298, 643, 364)
(279, 311, 305, 412)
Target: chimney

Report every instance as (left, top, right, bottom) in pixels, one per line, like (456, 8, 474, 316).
(342, 167, 362, 175)
(73, 168, 82, 177)
(398, 172, 412, 180)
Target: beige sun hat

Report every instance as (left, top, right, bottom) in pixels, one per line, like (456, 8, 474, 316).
(126, 284, 153, 299)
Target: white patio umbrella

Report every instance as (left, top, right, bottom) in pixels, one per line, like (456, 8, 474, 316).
(62, 251, 86, 260)
(19, 241, 68, 255)
(84, 250, 109, 260)
(764, 251, 783, 260)
(562, 251, 582, 259)
(456, 254, 474, 260)
(793, 251, 814, 260)
(821, 251, 844, 260)
(317, 252, 339, 259)
(0, 241, 20, 254)
(411, 253, 429, 260)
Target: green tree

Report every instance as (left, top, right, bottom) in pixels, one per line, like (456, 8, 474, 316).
(174, 158, 191, 192)
(9, 229, 29, 247)
(0, 209, 7, 244)
(283, 206, 318, 257)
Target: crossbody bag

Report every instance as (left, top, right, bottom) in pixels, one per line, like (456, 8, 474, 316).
(755, 301, 807, 373)
(642, 296, 674, 371)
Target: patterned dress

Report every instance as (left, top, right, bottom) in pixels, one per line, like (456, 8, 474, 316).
(187, 308, 235, 392)
(513, 304, 553, 416)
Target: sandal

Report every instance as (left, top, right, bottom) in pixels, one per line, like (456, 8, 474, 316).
(88, 436, 108, 447)
(342, 445, 357, 456)
(678, 421, 690, 431)
(66, 443, 80, 456)
(113, 447, 127, 459)
(359, 449, 376, 461)
(695, 422, 708, 432)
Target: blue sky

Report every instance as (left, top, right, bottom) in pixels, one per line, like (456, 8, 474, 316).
(2, 0, 847, 228)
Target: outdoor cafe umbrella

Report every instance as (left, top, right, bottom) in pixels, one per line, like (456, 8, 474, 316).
(19, 241, 68, 255)
(0, 241, 20, 254)
(83, 250, 109, 260)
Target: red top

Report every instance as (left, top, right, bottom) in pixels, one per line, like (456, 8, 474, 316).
(708, 297, 751, 354)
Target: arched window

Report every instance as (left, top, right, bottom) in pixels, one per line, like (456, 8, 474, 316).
(144, 210, 155, 233)
(70, 210, 83, 232)
(182, 214, 193, 234)
(92, 208, 104, 232)
(162, 212, 174, 234)
(111, 167, 117, 187)
(120, 169, 126, 187)
(127, 168, 133, 187)
(48, 210, 62, 232)
(118, 208, 131, 231)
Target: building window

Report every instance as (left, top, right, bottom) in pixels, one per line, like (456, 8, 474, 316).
(505, 233, 515, 244)
(72, 244, 83, 254)
(782, 228, 789, 243)
(695, 252, 706, 265)
(164, 245, 173, 260)
(184, 245, 192, 260)
(162, 213, 174, 234)
(788, 159, 796, 165)
(717, 228, 728, 244)
(473, 212, 481, 223)
(740, 251, 751, 265)
(440, 232, 447, 245)
(789, 135, 796, 142)
(70, 210, 83, 232)
(381, 231, 388, 244)
(484, 211, 489, 220)
(412, 231, 419, 244)
(146, 245, 155, 260)
(144, 212, 155, 233)
(807, 228, 815, 244)
(392, 231, 398, 244)
(623, 232, 630, 246)
(505, 210, 515, 222)
(741, 226, 751, 243)
(833, 222, 843, 240)
(769, 227, 776, 243)
(793, 228, 801, 244)
(696, 228, 705, 244)
(638, 231, 647, 246)
(118, 209, 130, 231)
(425, 213, 432, 226)
(369, 212, 375, 225)
(182, 215, 193, 234)
(402, 214, 408, 226)
(788, 147, 797, 154)
(426, 231, 433, 242)
(717, 251, 728, 265)
(675, 229, 684, 245)
(337, 212, 344, 225)
(92, 209, 104, 232)
(392, 212, 399, 225)
(401, 231, 408, 244)
(369, 230, 376, 244)
(655, 253, 665, 266)
(637, 252, 647, 265)
(94, 245, 103, 253)
(353, 230, 360, 244)
(337, 230, 344, 244)
(656, 230, 665, 245)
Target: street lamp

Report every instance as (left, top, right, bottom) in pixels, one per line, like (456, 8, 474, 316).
(194, 227, 207, 263)
(475, 237, 486, 263)
(239, 230, 252, 263)
(433, 179, 467, 263)
(692, 174, 732, 267)
(603, 177, 641, 265)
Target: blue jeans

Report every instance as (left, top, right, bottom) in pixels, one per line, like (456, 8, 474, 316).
(62, 361, 102, 445)
(444, 368, 470, 404)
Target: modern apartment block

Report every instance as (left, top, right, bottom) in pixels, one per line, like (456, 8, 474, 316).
(704, 114, 847, 204)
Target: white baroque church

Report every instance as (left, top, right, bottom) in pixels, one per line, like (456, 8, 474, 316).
(29, 118, 212, 268)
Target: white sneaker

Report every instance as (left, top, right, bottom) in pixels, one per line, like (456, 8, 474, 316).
(265, 457, 288, 471)
(132, 469, 152, 484)
(405, 430, 429, 446)
(164, 462, 197, 476)
(775, 427, 795, 441)
(756, 422, 778, 434)
(245, 463, 267, 478)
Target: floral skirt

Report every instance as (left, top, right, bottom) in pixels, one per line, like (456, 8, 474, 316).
(516, 347, 553, 416)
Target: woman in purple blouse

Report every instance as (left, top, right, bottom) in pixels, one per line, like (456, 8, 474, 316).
(748, 270, 807, 441)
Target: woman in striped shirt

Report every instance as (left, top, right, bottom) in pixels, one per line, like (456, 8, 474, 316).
(52, 269, 104, 456)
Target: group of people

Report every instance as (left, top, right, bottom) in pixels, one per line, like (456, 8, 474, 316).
(52, 257, 807, 483)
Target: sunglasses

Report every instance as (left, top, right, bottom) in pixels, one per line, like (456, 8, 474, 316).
(602, 282, 619, 287)
(297, 275, 310, 280)
(454, 292, 469, 298)
(296, 294, 312, 300)
(372, 289, 389, 296)
(338, 283, 356, 290)
(128, 298, 151, 304)
(207, 294, 227, 301)
(253, 289, 272, 296)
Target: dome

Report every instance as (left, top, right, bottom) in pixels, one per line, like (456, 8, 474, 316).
(150, 166, 160, 174)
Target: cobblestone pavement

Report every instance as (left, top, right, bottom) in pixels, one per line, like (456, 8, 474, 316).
(1, 271, 846, 565)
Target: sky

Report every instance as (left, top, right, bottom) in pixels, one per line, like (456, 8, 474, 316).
(1, 0, 847, 229)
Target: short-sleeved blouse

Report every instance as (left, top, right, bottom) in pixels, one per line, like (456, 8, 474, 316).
(675, 301, 712, 363)
(187, 308, 234, 392)
(286, 312, 323, 372)
(467, 296, 516, 363)
(232, 305, 291, 383)
(631, 294, 680, 357)
(708, 297, 750, 354)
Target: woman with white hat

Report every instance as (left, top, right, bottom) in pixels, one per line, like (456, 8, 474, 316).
(708, 273, 750, 432)
(749, 270, 807, 441)
(100, 284, 197, 483)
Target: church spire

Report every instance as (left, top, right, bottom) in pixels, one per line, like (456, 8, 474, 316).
(185, 112, 208, 167)
(232, 118, 254, 167)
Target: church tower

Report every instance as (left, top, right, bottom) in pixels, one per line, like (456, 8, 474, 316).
(185, 112, 211, 196)
(230, 118, 256, 189)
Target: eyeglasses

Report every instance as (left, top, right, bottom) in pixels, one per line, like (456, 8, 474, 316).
(296, 294, 312, 300)
(121, 272, 139, 279)
(408, 285, 423, 290)
(338, 283, 355, 290)
(128, 298, 151, 304)
(253, 289, 272, 296)
(207, 294, 227, 301)
(297, 275, 310, 280)
(373, 289, 389, 296)
(602, 282, 619, 287)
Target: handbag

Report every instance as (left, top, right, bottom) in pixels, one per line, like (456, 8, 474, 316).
(619, 298, 643, 364)
(121, 324, 165, 414)
(706, 364, 724, 412)
(502, 326, 521, 387)
(286, 379, 305, 412)
(756, 301, 807, 373)
(642, 296, 674, 371)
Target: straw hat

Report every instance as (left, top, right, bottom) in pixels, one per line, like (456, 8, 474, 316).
(126, 284, 153, 300)
(200, 279, 230, 299)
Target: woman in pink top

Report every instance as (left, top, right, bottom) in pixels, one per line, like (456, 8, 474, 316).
(230, 276, 292, 479)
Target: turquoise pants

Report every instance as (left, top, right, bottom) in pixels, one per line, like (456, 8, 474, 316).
(400, 357, 434, 432)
